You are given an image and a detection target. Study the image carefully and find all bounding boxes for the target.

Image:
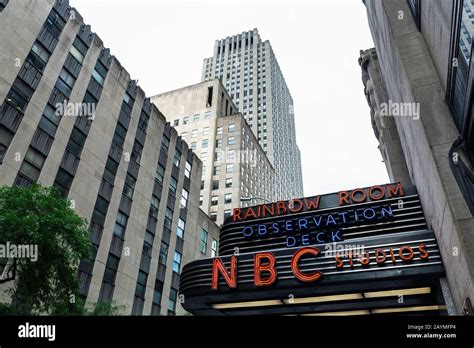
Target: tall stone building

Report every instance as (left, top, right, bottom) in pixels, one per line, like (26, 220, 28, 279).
(0, 0, 219, 315)
(202, 29, 303, 200)
(151, 79, 275, 226)
(360, 0, 474, 315)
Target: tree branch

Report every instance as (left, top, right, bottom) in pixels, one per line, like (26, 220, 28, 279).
(0, 258, 16, 284)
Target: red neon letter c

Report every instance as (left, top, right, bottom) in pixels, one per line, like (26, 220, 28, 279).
(291, 247, 322, 282)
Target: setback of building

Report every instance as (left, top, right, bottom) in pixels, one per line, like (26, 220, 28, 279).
(151, 79, 275, 226)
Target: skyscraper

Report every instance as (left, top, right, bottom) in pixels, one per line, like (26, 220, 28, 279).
(151, 79, 275, 226)
(202, 29, 304, 200)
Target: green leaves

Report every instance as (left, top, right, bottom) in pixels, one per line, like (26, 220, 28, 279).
(0, 184, 121, 315)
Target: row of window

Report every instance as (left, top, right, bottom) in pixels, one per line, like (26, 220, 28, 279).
(210, 193, 232, 205)
(53, 55, 109, 197)
(78, 83, 135, 298)
(132, 126, 173, 314)
(100, 103, 150, 302)
(173, 111, 211, 126)
(207, 210, 232, 224)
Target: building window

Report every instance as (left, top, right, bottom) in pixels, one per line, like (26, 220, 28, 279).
(183, 116, 189, 125)
(161, 136, 170, 153)
(180, 188, 189, 208)
(168, 288, 178, 314)
(213, 165, 220, 175)
(0, 0, 10, 12)
(204, 111, 211, 119)
(5, 82, 30, 113)
(228, 136, 235, 145)
(155, 164, 165, 184)
(207, 87, 213, 107)
(135, 270, 148, 299)
(408, 0, 421, 28)
(225, 178, 232, 188)
(203, 126, 210, 135)
(164, 208, 173, 229)
(199, 195, 203, 205)
(200, 229, 208, 254)
(113, 211, 128, 239)
(173, 149, 181, 168)
(202, 139, 208, 148)
(211, 239, 218, 257)
(123, 173, 136, 199)
(224, 193, 232, 204)
(216, 139, 222, 148)
(173, 119, 179, 126)
(90, 70, 104, 88)
(184, 161, 192, 178)
(177, 218, 185, 239)
(193, 114, 200, 122)
(228, 123, 235, 132)
(210, 212, 217, 222)
(192, 129, 198, 138)
(211, 196, 218, 206)
(226, 163, 233, 173)
(152, 280, 163, 313)
(172, 251, 182, 273)
(212, 180, 219, 190)
(169, 176, 177, 195)
(150, 195, 160, 217)
(159, 241, 169, 265)
(227, 150, 235, 162)
(191, 142, 197, 151)
(224, 209, 232, 219)
(216, 126, 223, 135)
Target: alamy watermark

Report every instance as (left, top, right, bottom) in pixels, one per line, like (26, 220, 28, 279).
(214, 148, 259, 167)
(379, 100, 420, 120)
(0, 242, 38, 262)
(323, 242, 366, 258)
(55, 101, 96, 120)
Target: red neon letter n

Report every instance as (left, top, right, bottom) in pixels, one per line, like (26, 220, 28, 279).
(212, 256, 237, 290)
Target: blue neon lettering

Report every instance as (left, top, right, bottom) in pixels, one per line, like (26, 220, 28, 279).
(298, 218, 308, 229)
(381, 205, 393, 218)
(316, 232, 325, 243)
(331, 229, 343, 242)
(301, 234, 310, 245)
(286, 236, 296, 248)
(312, 216, 323, 227)
(326, 214, 336, 225)
(243, 226, 253, 237)
(272, 222, 280, 233)
(338, 211, 348, 223)
(363, 208, 376, 220)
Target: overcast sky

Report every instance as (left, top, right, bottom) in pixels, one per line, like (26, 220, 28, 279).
(70, 0, 389, 197)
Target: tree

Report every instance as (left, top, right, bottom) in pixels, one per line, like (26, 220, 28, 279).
(0, 184, 121, 315)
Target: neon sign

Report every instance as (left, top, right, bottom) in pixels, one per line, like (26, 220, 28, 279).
(211, 243, 429, 290)
(232, 183, 404, 223)
(241, 205, 394, 247)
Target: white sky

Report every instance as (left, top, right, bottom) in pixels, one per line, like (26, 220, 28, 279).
(70, 0, 389, 197)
